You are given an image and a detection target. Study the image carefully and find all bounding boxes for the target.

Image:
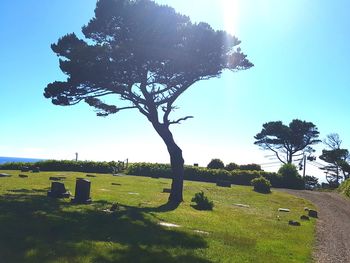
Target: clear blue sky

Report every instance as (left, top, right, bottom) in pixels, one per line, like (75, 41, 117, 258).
(1, 0, 349, 180)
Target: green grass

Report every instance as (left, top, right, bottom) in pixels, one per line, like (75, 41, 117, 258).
(0, 170, 316, 263)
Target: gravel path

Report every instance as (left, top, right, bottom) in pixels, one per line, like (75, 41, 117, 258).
(279, 189, 350, 263)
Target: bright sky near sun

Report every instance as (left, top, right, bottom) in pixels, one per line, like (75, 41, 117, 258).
(1, 0, 349, 181)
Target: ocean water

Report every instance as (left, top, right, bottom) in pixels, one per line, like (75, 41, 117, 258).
(0, 157, 44, 164)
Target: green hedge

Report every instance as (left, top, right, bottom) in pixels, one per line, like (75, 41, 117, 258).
(126, 162, 284, 187)
(0, 160, 118, 174)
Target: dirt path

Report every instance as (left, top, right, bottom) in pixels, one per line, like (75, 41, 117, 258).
(279, 189, 350, 263)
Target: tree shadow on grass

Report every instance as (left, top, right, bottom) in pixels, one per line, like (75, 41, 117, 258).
(0, 193, 210, 263)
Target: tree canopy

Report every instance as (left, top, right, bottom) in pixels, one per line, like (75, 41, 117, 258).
(319, 133, 349, 185)
(44, 0, 253, 204)
(254, 119, 320, 164)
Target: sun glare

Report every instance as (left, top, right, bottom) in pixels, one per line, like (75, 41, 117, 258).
(219, 0, 240, 35)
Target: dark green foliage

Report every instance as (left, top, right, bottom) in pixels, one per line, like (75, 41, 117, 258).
(126, 163, 283, 187)
(251, 177, 271, 193)
(239, 164, 262, 171)
(225, 162, 239, 171)
(44, 0, 253, 204)
(0, 160, 118, 174)
(254, 119, 320, 164)
(191, 191, 214, 210)
(278, 164, 304, 189)
(304, 175, 319, 188)
(207, 159, 225, 169)
(319, 149, 349, 185)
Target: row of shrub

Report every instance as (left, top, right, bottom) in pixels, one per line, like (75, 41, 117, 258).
(207, 158, 262, 171)
(0, 160, 119, 174)
(126, 162, 305, 189)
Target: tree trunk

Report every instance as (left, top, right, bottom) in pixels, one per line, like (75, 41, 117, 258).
(287, 151, 293, 164)
(153, 123, 184, 204)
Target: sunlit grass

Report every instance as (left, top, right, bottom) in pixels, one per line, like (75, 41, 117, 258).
(0, 170, 315, 262)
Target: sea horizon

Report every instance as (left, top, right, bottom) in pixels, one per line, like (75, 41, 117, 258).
(0, 156, 46, 164)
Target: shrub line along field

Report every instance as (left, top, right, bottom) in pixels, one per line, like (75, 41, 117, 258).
(0, 160, 306, 189)
(0, 170, 316, 263)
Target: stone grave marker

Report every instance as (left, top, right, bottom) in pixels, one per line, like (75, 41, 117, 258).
(18, 174, 28, 178)
(288, 220, 301, 226)
(0, 173, 11, 177)
(21, 166, 30, 172)
(278, 208, 290, 212)
(308, 209, 318, 218)
(47, 182, 70, 198)
(300, 215, 310, 220)
(71, 178, 92, 204)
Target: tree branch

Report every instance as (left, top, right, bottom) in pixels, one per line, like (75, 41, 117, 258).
(168, 116, 193, 125)
(264, 143, 286, 164)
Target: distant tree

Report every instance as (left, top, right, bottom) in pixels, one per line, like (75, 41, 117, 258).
(43, 0, 253, 204)
(207, 159, 225, 169)
(254, 119, 321, 164)
(319, 149, 349, 186)
(323, 133, 342, 150)
(225, 162, 239, 171)
(319, 133, 349, 185)
(304, 175, 319, 188)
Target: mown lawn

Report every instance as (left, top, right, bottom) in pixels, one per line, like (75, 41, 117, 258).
(0, 170, 316, 263)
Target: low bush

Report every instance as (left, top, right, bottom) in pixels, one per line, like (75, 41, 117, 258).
(126, 163, 282, 187)
(207, 159, 225, 169)
(191, 191, 214, 210)
(251, 176, 271, 193)
(0, 160, 118, 174)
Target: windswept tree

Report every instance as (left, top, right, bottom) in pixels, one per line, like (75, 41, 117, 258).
(44, 0, 253, 204)
(319, 133, 350, 185)
(254, 119, 320, 164)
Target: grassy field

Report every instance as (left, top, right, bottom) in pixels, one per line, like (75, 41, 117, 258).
(0, 170, 315, 263)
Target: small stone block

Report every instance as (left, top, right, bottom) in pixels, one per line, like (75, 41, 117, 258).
(278, 208, 290, 212)
(308, 210, 318, 218)
(18, 174, 28, 178)
(304, 207, 309, 211)
(111, 183, 121, 186)
(86, 174, 96, 177)
(0, 173, 11, 177)
(300, 215, 310, 220)
(288, 220, 301, 226)
(162, 188, 171, 193)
